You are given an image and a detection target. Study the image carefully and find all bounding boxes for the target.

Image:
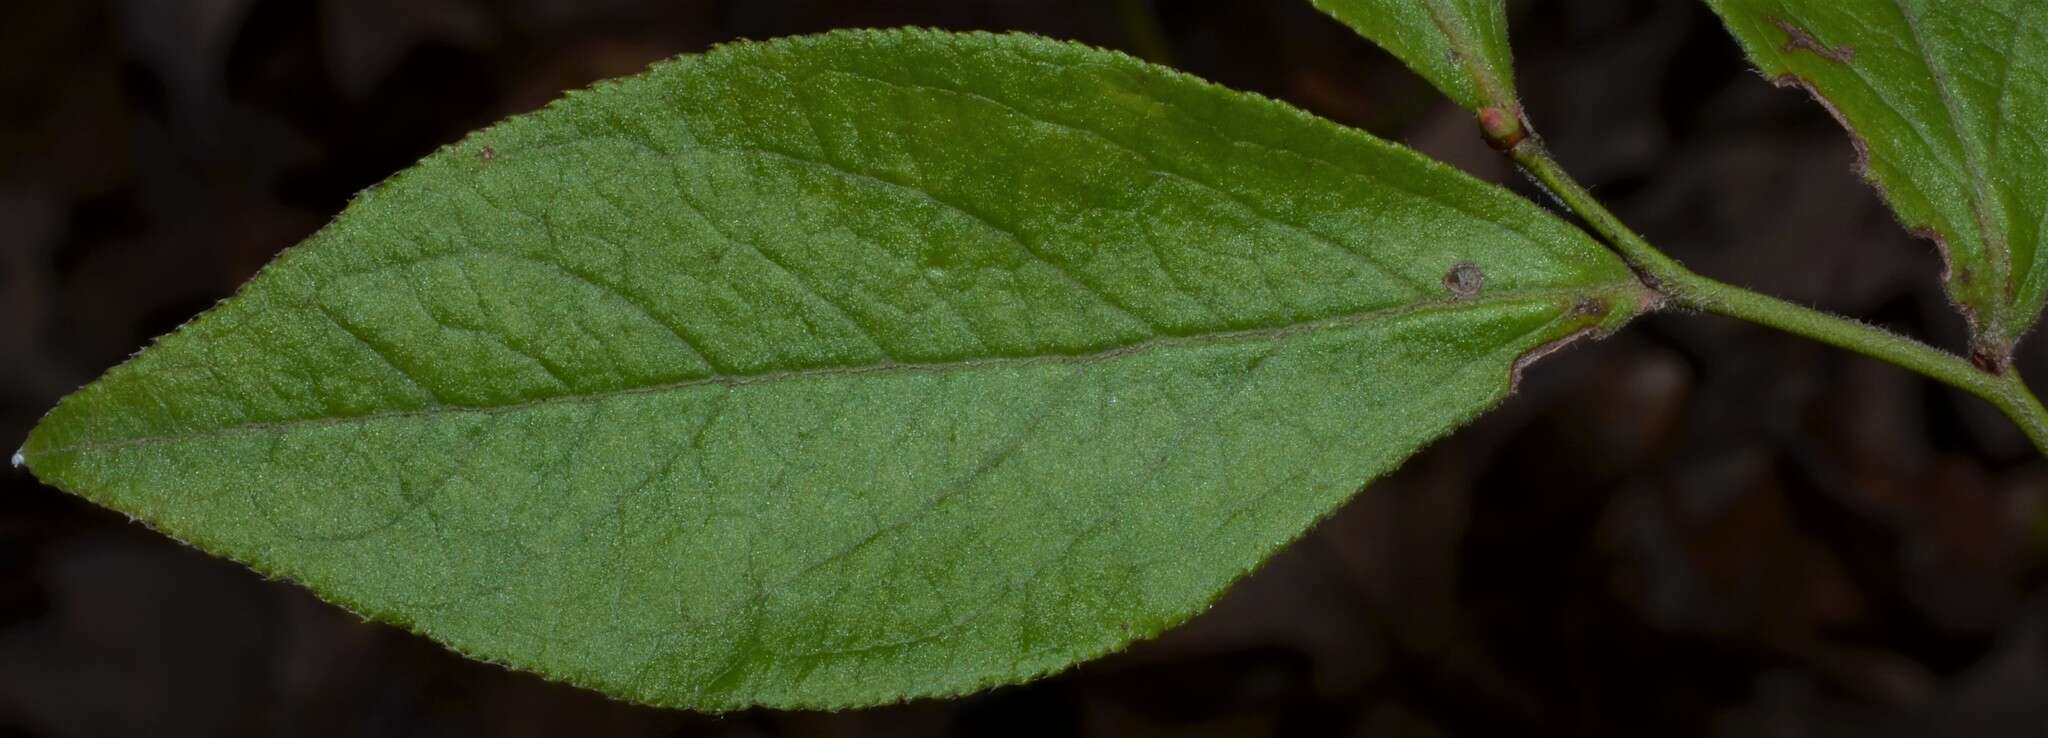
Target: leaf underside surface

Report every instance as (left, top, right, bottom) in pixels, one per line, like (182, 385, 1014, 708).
(1310, 0, 1519, 112)
(1705, 0, 2048, 360)
(19, 30, 1642, 710)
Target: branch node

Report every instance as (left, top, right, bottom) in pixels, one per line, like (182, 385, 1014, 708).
(1478, 106, 1528, 152)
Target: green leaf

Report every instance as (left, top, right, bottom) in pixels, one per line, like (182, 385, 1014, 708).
(1310, 0, 1520, 113)
(17, 30, 1643, 709)
(1703, 0, 2048, 363)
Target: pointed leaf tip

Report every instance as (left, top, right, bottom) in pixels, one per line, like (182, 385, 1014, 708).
(21, 29, 1640, 710)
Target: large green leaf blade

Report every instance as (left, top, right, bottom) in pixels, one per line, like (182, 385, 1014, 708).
(17, 30, 1643, 710)
(1310, 0, 1519, 113)
(1703, 0, 2048, 363)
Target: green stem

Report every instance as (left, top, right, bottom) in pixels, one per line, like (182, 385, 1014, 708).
(1505, 136, 2048, 456)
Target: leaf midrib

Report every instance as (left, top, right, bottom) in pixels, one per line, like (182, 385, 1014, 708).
(1884, 0, 2011, 313)
(32, 285, 1623, 460)
(1420, 0, 1507, 107)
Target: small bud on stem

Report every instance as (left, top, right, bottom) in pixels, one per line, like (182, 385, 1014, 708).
(1478, 106, 1528, 152)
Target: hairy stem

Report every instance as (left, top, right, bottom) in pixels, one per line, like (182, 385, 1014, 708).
(1502, 133, 2048, 456)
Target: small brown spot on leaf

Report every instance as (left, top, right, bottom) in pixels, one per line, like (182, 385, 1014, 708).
(1774, 18, 1854, 63)
(1443, 261, 1484, 299)
(479, 146, 496, 162)
(1572, 296, 1608, 317)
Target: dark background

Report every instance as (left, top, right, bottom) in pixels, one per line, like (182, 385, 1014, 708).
(3, 1, 2046, 736)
